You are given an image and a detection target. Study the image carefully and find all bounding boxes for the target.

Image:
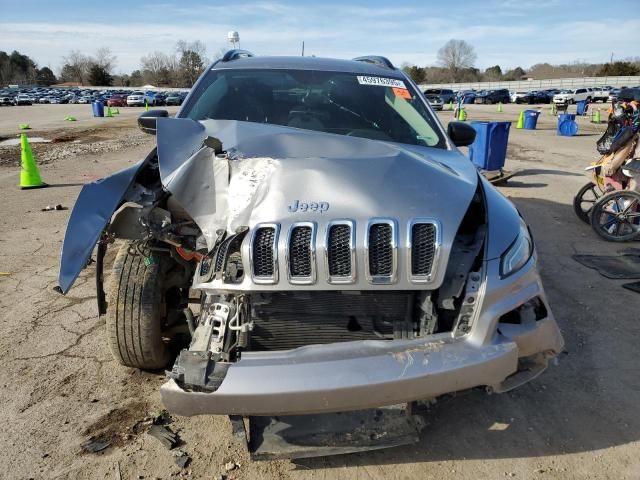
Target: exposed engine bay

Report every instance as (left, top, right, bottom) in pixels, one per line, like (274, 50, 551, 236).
(56, 117, 484, 396)
(96, 147, 487, 393)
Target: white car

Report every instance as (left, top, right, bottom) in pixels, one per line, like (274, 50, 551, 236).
(592, 87, 611, 102)
(510, 91, 532, 103)
(127, 92, 146, 107)
(553, 88, 591, 104)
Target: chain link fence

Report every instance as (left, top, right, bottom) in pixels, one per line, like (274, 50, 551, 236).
(419, 76, 640, 92)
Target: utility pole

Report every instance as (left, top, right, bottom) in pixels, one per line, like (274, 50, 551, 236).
(301, 41, 305, 57)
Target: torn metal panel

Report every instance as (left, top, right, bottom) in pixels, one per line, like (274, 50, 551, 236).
(159, 145, 228, 249)
(246, 405, 423, 460)
(57, 161, 145, 294)
(155, 117, 206, 182)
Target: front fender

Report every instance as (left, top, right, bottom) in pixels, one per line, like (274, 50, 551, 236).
(57, 159, 148, 294)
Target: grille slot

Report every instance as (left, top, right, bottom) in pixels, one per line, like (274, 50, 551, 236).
(214, 236, 234, 273)
(411, 223, 437, 277)
(288, 225, 313, 279)
(368, 223, 394, 277)
(251, 226, 278, 281)
(327, 223, 353, 280)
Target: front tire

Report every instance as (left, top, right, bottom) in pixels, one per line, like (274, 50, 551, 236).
(106, 243, 174, 369)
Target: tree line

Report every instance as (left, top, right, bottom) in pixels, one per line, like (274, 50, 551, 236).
(0, 40, 218, 88)
(0, 50, 56, 86)
(2, 39, 640, 88)
(404, 39, 640, 85)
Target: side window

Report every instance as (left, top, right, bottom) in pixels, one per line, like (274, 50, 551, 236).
(576, 89, 585, 94)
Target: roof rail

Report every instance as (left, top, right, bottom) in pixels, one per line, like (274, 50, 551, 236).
(353, 56, 395, 70)
(221, 49, 255, 62)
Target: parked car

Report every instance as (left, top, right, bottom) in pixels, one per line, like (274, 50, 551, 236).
(0, 96, 13, 106)
(590, 87, 608, 102)
(553, 87, 591, 104)
(511, 91, 534, 104)
(144, 91, 161, 106)
(153, 93, 167, 106)
(59, 53, 564, 457)
(127, 92, 146, 107)
(474, 88, 510, 104)
(423, 88, 456, 104)
(107, 95, 127, 107)
(608, 88, 621, 103)
(165, 93, 184, 106)
(14, 94, 33, 106)
(425, 94, 443, 110)
(456, 90, 477, 103)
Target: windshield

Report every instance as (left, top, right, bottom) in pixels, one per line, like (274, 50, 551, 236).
(182, 68, 446, 148)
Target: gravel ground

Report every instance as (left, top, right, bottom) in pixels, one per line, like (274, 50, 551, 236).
(0, 104, 639, 480)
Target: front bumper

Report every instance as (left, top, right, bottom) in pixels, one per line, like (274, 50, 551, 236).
(161, 257, 564, 416)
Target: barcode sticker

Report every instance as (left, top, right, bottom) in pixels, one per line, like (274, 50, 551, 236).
(357, 76, 406, 89)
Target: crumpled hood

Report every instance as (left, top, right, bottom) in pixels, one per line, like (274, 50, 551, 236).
(157, 119, 479, 252)
(59, 118, 479, 293)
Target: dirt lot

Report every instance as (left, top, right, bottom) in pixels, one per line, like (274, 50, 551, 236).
(0, 103, 639, 480)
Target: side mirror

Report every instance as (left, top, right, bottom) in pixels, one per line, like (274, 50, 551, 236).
(447, 121, 476, 147)
(138, 109, 169, 135)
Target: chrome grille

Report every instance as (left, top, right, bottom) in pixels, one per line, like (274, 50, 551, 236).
(245, 218, 437, 286)
(327, 222, 355, 282)
(251, 225, 279, 283)
(411, 223, 436, 276)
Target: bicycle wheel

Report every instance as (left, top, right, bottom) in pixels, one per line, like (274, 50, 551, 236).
(590, 190, 640, 242)
(573, 182, 602, 224)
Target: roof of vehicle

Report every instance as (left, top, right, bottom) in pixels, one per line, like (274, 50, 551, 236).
(211, 55, 406, 78)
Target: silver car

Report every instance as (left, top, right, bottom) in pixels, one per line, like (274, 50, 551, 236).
(59, 52, 563, 456)
(425, 94, 444, 110)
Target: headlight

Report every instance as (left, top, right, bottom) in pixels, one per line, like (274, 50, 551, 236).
(500, 220, 533, 277)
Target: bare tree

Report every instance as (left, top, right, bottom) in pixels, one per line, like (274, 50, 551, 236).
(436, 39, 477, 82)
(140, 51, 178, 86)
(176, 40, 207, 86)
(61, 50, 91, 84)
(94, 47, 116, 73)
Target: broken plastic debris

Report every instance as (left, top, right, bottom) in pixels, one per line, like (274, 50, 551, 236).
(80, 437, 111, 453)
(224, 461, 238, 472)
(41, 204, 68, 212)
(174, 452, 191, 468)
(147, 424, 178, 449)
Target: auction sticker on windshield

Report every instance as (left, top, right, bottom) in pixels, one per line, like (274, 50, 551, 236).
(357, 76, 406, 89)
(392, 87, 412, 99)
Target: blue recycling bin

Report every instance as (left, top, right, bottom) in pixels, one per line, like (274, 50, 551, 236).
(523, 110, 540, 130)
(468, 121, 511, 171)
(91, 101, 104, 117)
(557, 113, 578, 136)
(576, 100, 588, 116)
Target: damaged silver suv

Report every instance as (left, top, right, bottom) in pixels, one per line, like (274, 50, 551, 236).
(59, 51, 563, 457)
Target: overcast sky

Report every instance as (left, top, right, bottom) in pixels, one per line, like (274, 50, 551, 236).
(1, 0, 639, 74)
